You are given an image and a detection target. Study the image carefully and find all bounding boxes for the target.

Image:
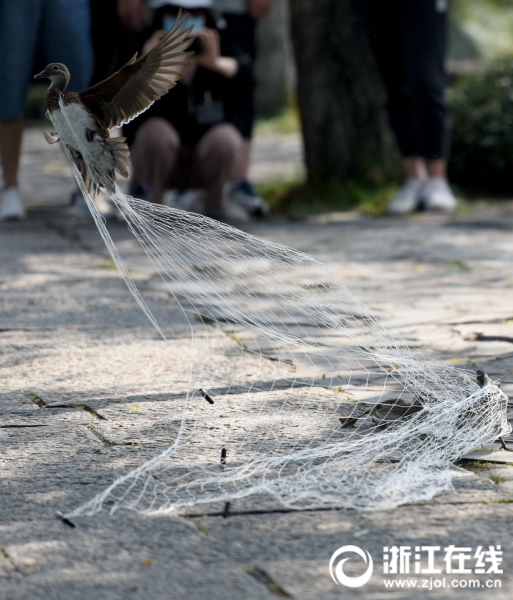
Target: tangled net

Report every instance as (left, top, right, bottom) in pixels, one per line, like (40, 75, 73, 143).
(51, 105, 510, 517)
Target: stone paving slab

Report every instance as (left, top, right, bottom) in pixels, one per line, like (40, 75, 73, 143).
(1, 129, 513, 599)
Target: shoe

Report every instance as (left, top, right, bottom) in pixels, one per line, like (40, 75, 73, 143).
(0, 187, 26, 221)
(96, 191, 119, 221)
(230, 179, 269, 217)
(170, 189, 206, 214)
(387, 178, 424, 215)
(128, 181, 148, 200)
(70, 191, 93, 220)
(207, 200, 250, 224)
(421, 178, 456, 212)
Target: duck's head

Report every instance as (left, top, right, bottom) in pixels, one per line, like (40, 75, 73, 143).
(34, 63, 70, 91)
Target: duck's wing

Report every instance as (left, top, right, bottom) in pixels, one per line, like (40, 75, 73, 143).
(79, 10, 193, 129)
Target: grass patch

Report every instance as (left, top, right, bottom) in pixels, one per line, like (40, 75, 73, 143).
(489, 474, 509, 484)
(457, 459, 491, 471)
(255, 104, 301, 136)
(446, 260, 470, 271)
(257, 177, 398, 217)
(483, 497, 513, 504)
(95, 258, 124, 271)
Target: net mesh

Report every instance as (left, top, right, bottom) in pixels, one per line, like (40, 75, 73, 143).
(50, 104, 510, 517)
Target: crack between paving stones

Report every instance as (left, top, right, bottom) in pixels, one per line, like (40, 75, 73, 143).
(83, 424, 116, 447)
(20, 391, 106, 419)
(1, 424, 48, 428)
(20, 391, 146, 448)
(182, 495, 504, 519)
(82, 425, 143, 448)
(44, 219, 91, 252)
(245, 566, 292, 598)
(0, 548, 21, 574)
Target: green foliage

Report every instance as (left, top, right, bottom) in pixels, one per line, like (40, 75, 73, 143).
(254, 105, 301, 135)
(257, 177, 397, 217)
(449, 56, 513, 193)
(24, 84, 48, 124)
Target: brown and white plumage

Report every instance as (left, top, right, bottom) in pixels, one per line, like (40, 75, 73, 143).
(35, 11, 193, 194)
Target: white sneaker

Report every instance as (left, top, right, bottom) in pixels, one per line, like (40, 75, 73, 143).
(96, 191, 119, 221)
(421, 178, 457, 212)
(0, 187, 26, 221)
(387, 178, 424, 215)
(70, 191, 93, 220)
(207, 200, 250, 224)
(222, 199, 250, 223)
(168, 189, 206, 214)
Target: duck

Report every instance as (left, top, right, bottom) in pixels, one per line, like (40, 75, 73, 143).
(34, 11, 193, 195)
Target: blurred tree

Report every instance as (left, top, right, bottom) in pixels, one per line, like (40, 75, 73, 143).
(289, 0, 395, 187)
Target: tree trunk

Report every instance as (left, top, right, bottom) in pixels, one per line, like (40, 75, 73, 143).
(255, 0, 296, 117)
(289, 0, 394, 186)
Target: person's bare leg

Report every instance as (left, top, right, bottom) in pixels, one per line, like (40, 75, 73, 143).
(0, 118, 23, 189)
(233, 139, 252, 181)
(402, 156, 428, 181)
(426, 159, 447, 179)
(192, 124, 243, 211)
(130, 117, 181, 204)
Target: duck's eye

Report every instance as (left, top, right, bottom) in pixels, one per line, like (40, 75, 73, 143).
(52, 65, 59, 71)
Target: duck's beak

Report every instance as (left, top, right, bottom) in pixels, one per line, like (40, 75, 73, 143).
(34, 69, 48, 80)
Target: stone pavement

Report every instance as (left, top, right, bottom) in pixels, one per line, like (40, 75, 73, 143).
(1, 129, 513, 599)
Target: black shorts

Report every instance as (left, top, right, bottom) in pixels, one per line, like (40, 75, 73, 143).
(221, 12, 256, 140)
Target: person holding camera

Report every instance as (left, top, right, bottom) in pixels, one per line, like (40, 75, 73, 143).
(126, 0, 249, 222)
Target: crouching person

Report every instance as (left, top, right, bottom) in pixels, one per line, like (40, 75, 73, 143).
(127, 0, 248, 222)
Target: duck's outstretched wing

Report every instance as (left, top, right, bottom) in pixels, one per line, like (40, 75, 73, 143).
(79, 10, 193, 129)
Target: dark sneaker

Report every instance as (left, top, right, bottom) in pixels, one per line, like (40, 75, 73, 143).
(230, 180, 270, 217)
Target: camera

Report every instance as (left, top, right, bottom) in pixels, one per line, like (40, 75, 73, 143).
(188, 37, 204, 56)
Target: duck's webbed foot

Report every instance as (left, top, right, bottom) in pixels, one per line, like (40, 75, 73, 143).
(43, 131, 60, 145)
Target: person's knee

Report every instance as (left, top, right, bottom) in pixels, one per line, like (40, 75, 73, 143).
(217, 124, 244, 158)
(200, 124, 243, 162)
(133, 118, 181, 155)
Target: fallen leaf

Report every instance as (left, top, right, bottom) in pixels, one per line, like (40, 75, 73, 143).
(339, 417, 358, 428)
(129, 405, 143, 411)
(142, 559, 153, 565)
(21, 558, 38, 567)
(353, 529, 369, 537)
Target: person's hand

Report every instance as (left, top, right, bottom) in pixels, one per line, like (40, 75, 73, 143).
(193, 29, 238, 78)
(247, 0, 272, 20)
(193, 29, 221, 71)
(117, 0, 145, 32)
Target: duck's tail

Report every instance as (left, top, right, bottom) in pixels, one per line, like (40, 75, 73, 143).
(67, 137, 130, 196)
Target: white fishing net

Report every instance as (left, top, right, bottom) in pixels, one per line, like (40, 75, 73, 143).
(50, 103, 511, 517)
